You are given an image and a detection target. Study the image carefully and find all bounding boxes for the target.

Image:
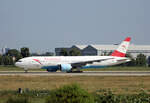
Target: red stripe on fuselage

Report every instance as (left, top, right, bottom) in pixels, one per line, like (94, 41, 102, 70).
(33, 59, 42, 65)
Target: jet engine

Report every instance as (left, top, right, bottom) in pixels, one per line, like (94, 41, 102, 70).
(47, 68, 57, 72)
(60, 64, 72, 72)
(42, 66, 59, 72)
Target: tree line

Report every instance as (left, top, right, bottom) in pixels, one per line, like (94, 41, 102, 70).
(0, 47, 149, 67)
(59, 48, 82, 56)
(0, 47, 30, 65)
(121, 53, 148, 67)
(60, 48, 149, 67)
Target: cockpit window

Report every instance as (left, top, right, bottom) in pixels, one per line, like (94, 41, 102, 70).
(18, 60, 22, 62)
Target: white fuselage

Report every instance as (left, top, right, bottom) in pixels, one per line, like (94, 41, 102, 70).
(15, 56, 130, 70)
(15, 37, 131, 72)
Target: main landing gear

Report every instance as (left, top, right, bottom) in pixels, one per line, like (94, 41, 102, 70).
(68, 71, 83, 73)
(67, 68, 83, 73)
(24, 68, 28, 73)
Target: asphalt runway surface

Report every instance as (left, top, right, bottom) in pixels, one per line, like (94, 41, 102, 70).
(0, 71, 150, 76)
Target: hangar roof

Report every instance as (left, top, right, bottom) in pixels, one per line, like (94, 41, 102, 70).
(72, 45, 87, 50)
(90, 44, 150, 51)
(72, 44, 150, 51)
(90, 45, 118, 50)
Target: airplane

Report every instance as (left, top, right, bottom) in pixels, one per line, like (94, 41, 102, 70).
(15, 37, 131, 72)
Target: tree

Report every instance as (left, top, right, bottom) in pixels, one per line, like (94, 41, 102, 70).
(125, 53, 136, 66)
(69, 48, 81, 56)
(44, 52, 54, 56)
(101, 51, 112, 56)
(148, 56, 150, 67)
(103, 51, 108, 56)
(6, 49, 22, 61)
(6, 96, 29, 103)
(2, 56, 14, 65)
(0, 55, 2, 65)
(117, 53, 136, 67)
(21, 47, 30, 58)
(136, 53, 147, 66)
(107, 51, 113, 56)
(60, 48, 68, 56)
(46, 84, 94, 103)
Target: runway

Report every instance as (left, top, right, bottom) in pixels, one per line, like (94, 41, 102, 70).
(0, 71, 150, 76)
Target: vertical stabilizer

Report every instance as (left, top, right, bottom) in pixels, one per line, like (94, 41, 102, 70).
(111, 37, 131, 57)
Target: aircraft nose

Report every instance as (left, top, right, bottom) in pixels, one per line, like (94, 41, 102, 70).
(15, 62, 22, 67)
(15, 62, 19, 67)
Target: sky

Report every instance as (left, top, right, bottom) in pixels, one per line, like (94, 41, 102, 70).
(0, 0, 150, 53)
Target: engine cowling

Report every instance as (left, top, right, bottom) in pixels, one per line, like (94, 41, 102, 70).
(47, 68, 57, 72)
(60, 64, 72, 72)
(42, 66, 59, 72)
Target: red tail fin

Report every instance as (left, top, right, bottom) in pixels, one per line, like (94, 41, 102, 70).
(111, 37, 131, 57)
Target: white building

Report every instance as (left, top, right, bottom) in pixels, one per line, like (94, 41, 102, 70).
(82, 44, 150, 58)
(1, 47, 10, 55)
(55, 44, 150, 58)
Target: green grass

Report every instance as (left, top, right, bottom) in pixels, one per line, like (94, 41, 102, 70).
(0, 75, 150, 94)
(0, 65, 150, 71)
(0, 97, 45, 103)
(82, 66, 150, 71)
(0, 75, 150, 103)
(0, 66, 22, 71)
(0, 66, 45, 71)
(0, 84, 150, 103)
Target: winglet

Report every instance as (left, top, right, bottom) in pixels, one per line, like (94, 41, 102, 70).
(111, 37, 131, 57)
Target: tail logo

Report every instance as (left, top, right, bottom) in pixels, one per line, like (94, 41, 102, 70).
(120, 45, 127, 52)
(122, 45, 126, 49)
(111, 37, 131, 57)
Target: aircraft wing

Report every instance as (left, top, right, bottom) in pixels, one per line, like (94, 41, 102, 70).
(70, 58, 113, 68)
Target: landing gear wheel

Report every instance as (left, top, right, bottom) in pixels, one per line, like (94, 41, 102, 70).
(67, 70, 83, 73)
(24, 68, 28, 73)
(72, 71, 83, 73)
(67, 70, 73, 73)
